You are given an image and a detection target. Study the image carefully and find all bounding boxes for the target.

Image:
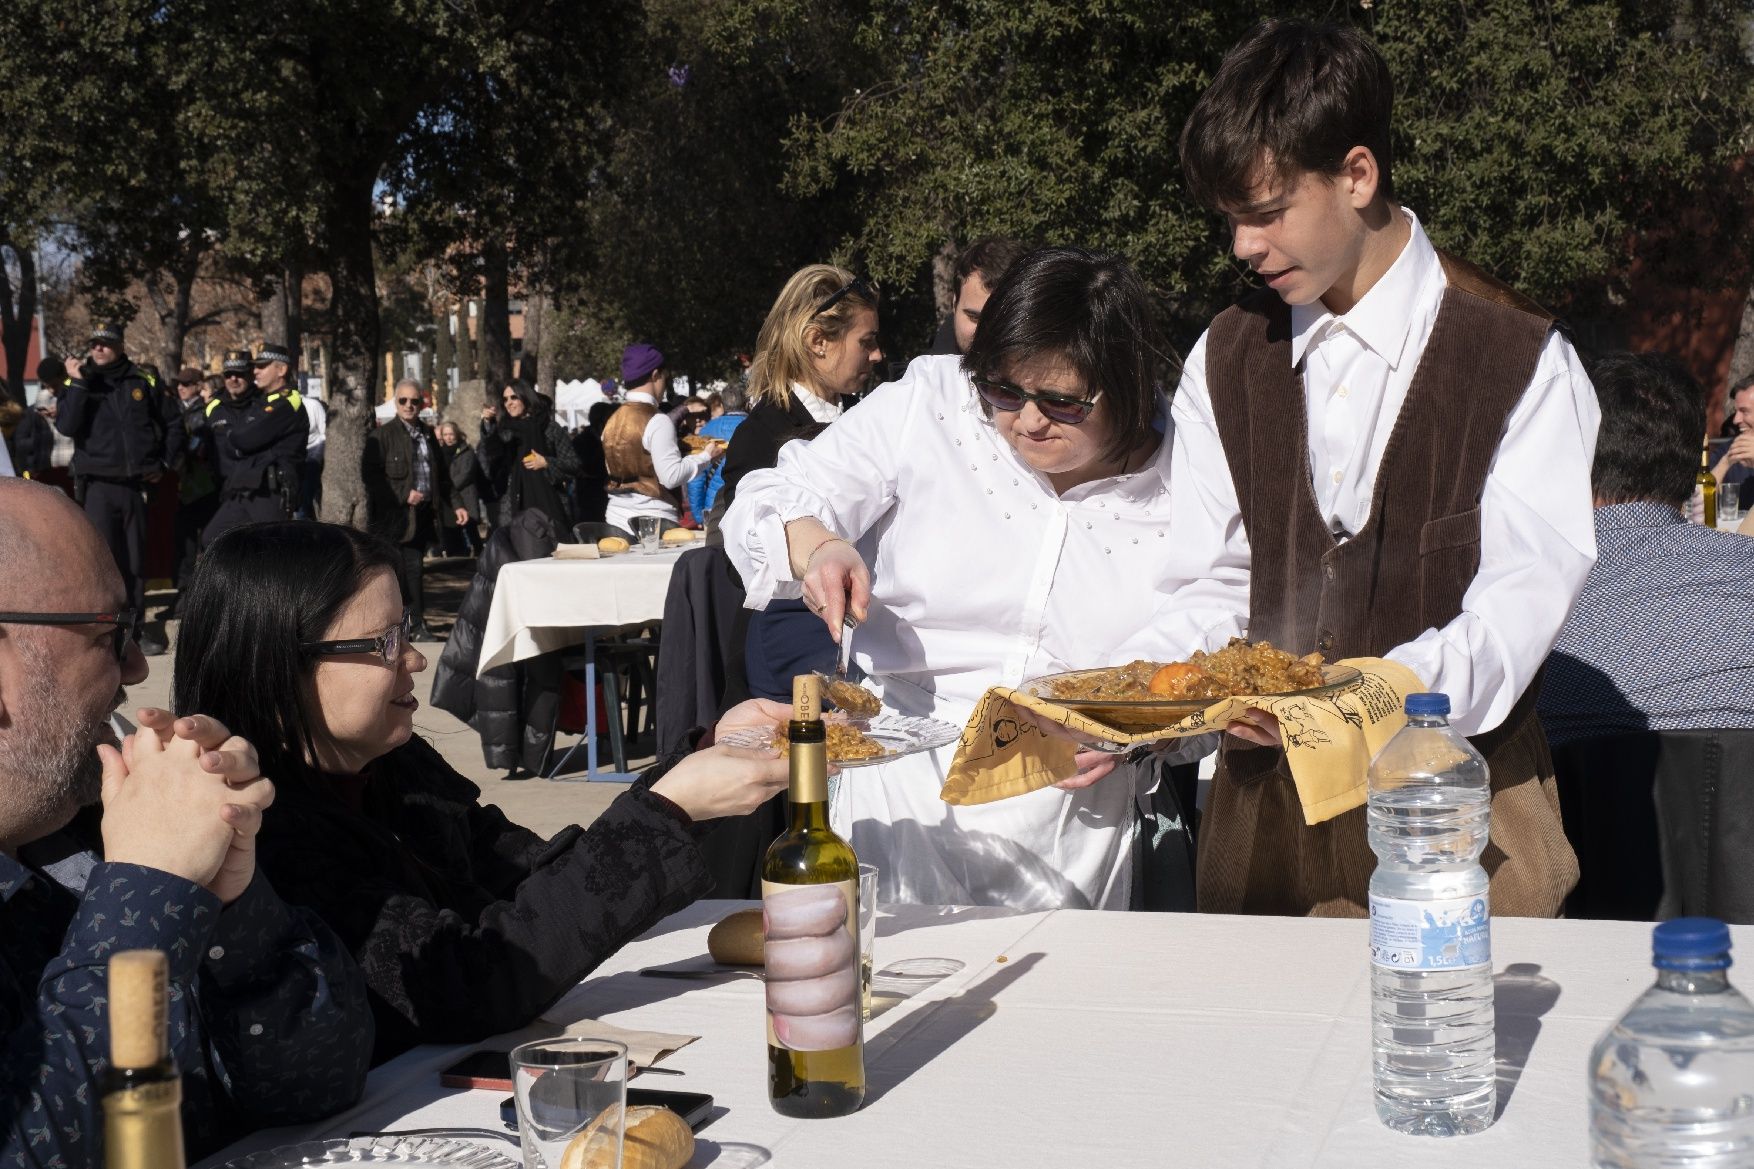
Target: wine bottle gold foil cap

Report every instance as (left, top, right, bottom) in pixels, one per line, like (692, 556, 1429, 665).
(792, 675, 822, 723)
(108, 950, 168, 1069)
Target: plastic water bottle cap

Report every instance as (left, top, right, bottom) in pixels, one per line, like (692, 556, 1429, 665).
(1404, 693, 1450, 716)
(1652, 917, 1733, 970)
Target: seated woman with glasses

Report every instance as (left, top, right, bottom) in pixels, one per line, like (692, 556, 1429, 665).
(174, 521, 794, 1062)
(724, 246, 1203, 911)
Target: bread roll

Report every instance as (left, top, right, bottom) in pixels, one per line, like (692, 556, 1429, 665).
(661, 527, 697, 545)
(560, 1103, 693, 1169)
(706, 907, 765, 965)
(597, 536, 630, 554)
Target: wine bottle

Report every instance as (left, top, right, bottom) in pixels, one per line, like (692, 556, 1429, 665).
(1696, 441, 1718, 528)
(763, 674, 866, 1118)
(103, 950, 185, 1169)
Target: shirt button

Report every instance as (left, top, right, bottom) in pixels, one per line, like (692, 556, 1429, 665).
(986, 488, 993, 495)
(249, 1023, 264, 1037)
(1085, 521, 1093, 529)
(1331, 470, 1343, 485)
(208, 946, 225, 961)
(955, 438, 962, 446)
(1004, 512, 1011, 519)
(1336, 385, 1349, 399)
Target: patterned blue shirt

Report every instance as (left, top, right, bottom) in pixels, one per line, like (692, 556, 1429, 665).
(0, 847, 373, 1168)
(1539, 501, 1754, 746)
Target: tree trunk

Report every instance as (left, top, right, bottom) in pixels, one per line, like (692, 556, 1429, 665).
(435, 299, 455, 397)
(481, 235, 513, 392)
(459, 300, 479, 381)
(1730, 280, 1754, 397)
(932, 237, 960, 319)
(521, 290, 543, 389)
(318, 181, 381, 532)
(143, 255, 197, 384)
(0, 239, 38, 406)
(284, 260, 304, 369)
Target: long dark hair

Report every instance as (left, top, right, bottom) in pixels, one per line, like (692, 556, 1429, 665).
(961, 245, 1166, 462)
(173, 521, 405, 793)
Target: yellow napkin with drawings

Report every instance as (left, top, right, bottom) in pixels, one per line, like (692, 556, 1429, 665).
(939, 657, 1423, 826)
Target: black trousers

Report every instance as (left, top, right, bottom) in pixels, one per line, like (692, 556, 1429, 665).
(173, 492, 220, 588)
(398, 507, 437, 626)
(203, 491, 285, 548)
(82, 479, 147, 623)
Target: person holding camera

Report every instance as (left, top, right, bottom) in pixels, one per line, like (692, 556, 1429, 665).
(54, 323, 182, 655)
(201, 342, 308, 547)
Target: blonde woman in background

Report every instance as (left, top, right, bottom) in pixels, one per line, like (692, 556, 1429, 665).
(716, 265, 884, 703)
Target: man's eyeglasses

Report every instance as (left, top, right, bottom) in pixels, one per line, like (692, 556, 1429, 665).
(970, 374, 1104, 425)
(396, 397, 422, 406)
(0, 610, 138, 663)
(302, 610, 415, 666)
(812, 275, 879, 319)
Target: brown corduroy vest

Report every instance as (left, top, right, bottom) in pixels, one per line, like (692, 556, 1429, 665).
(602, 400, 677, 505)
(1196, 252, 1579, 918)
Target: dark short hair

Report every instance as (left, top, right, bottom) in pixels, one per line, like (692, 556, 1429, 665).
(954, 237, 1029, 294)
(1732, 372, 1754, 400)
(173, 521, 406, 794)
(1589, 351, 1705, 508)
(960, 246, 1165, 463)
(1180, 18, 1395, 211)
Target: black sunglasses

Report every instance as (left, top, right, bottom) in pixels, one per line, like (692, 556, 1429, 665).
(396, 397, 422, 406)
(970, 374, 1104, 425)
(302, 610, 415, 665)
(224, 371, 247, 379)
(0, 609, 138, 663)
(812, 275, 879, 319)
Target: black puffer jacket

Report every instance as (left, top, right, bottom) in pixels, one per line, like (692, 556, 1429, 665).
(430, 508, 560, 772)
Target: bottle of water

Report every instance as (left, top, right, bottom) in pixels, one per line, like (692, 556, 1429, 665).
(1368, 692, 1495, 1136)
(1589, 918, 1754, 1167)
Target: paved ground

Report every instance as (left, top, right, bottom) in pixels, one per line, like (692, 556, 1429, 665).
(130, 557, 646, 840)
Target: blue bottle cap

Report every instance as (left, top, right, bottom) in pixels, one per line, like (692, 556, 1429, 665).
(1404, 693, 1450, 716)
(1653, 917, 1733, 971)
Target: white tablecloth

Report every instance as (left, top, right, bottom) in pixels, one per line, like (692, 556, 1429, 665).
(477, 550, 688, 675)
(205, 901, 1739, 1168)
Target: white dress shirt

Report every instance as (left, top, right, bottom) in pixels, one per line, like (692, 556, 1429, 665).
(605, 390, 714, 527)
(303, 395, 327, 461)
(1161, 210, 1601, 735)
(792, 382, 844, 426)
(726, 355, 1202, 910)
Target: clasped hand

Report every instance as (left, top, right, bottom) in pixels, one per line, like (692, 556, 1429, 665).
(99, 710, 273, 905)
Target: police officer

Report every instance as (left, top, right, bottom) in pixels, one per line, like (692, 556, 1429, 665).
(55, 322, 182, 655)
(202, 341, 307, 546)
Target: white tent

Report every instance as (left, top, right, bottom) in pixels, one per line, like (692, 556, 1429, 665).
(553, 378, 605, 430)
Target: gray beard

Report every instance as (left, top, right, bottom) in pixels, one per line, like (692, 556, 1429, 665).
(0, 639, 109, 838)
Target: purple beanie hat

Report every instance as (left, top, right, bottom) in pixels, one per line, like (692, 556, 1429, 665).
(621, 343, 665, 386)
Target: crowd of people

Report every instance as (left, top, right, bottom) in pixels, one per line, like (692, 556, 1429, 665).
(2, 15, 1752, 1166)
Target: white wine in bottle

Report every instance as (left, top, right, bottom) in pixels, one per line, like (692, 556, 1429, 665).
(1696, 441, 1718, 528)
(103, 950, 185, 1169)
(763, 674, 866, 1118)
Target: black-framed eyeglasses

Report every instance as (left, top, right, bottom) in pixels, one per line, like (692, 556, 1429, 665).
(812, 275, 879, 319)
(970, 374, 1105, 425)
(0, 609, 138, 663)
(301, 610, 414, 666)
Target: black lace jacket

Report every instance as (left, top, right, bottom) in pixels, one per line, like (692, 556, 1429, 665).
(254, 736, 711, 1063)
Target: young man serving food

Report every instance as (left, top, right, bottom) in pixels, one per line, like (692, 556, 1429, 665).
(1158, 19, 1599, 917)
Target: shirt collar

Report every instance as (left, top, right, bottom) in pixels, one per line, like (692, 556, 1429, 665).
(1595, 500, 1686, 530)
(1289, 208, 1438, 371)
(791, 383, 844, 425)
(0, 850, 34, 905)
(626, 391, 658, 408)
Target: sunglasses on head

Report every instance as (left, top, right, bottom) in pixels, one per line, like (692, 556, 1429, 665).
(970, 374, 1104, 425)
(812, 275, 879, 319)
(0, 610, 138, 663)
(302, 610, 415, 666)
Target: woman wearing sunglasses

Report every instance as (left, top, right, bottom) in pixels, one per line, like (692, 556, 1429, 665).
(480, 379, 579, 533)
(173, 521, 793, 1062)
(724, 246, 1200, 911)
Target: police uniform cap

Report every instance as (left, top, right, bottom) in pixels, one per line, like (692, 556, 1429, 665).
(222, 349, 253, 374)
(90, 323, 125, 347)
(253, 342, 294, 367)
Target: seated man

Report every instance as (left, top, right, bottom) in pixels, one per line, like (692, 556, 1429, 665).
(0, 477, 372, 1165)
(1539, 352, 1754, 743)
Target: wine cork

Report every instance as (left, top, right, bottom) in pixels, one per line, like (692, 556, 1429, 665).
(108, 950, 168, 1070)
(792, 674, 822, 723)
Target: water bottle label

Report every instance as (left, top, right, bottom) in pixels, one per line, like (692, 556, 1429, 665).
(1369, 892, 1491, 970)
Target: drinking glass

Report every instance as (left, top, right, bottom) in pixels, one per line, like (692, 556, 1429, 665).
(510, 1037, 628, 1169)
(632, 516, 662, 554)
(1721, 486, 1745, 527)
(858, 863, 878, 1021)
